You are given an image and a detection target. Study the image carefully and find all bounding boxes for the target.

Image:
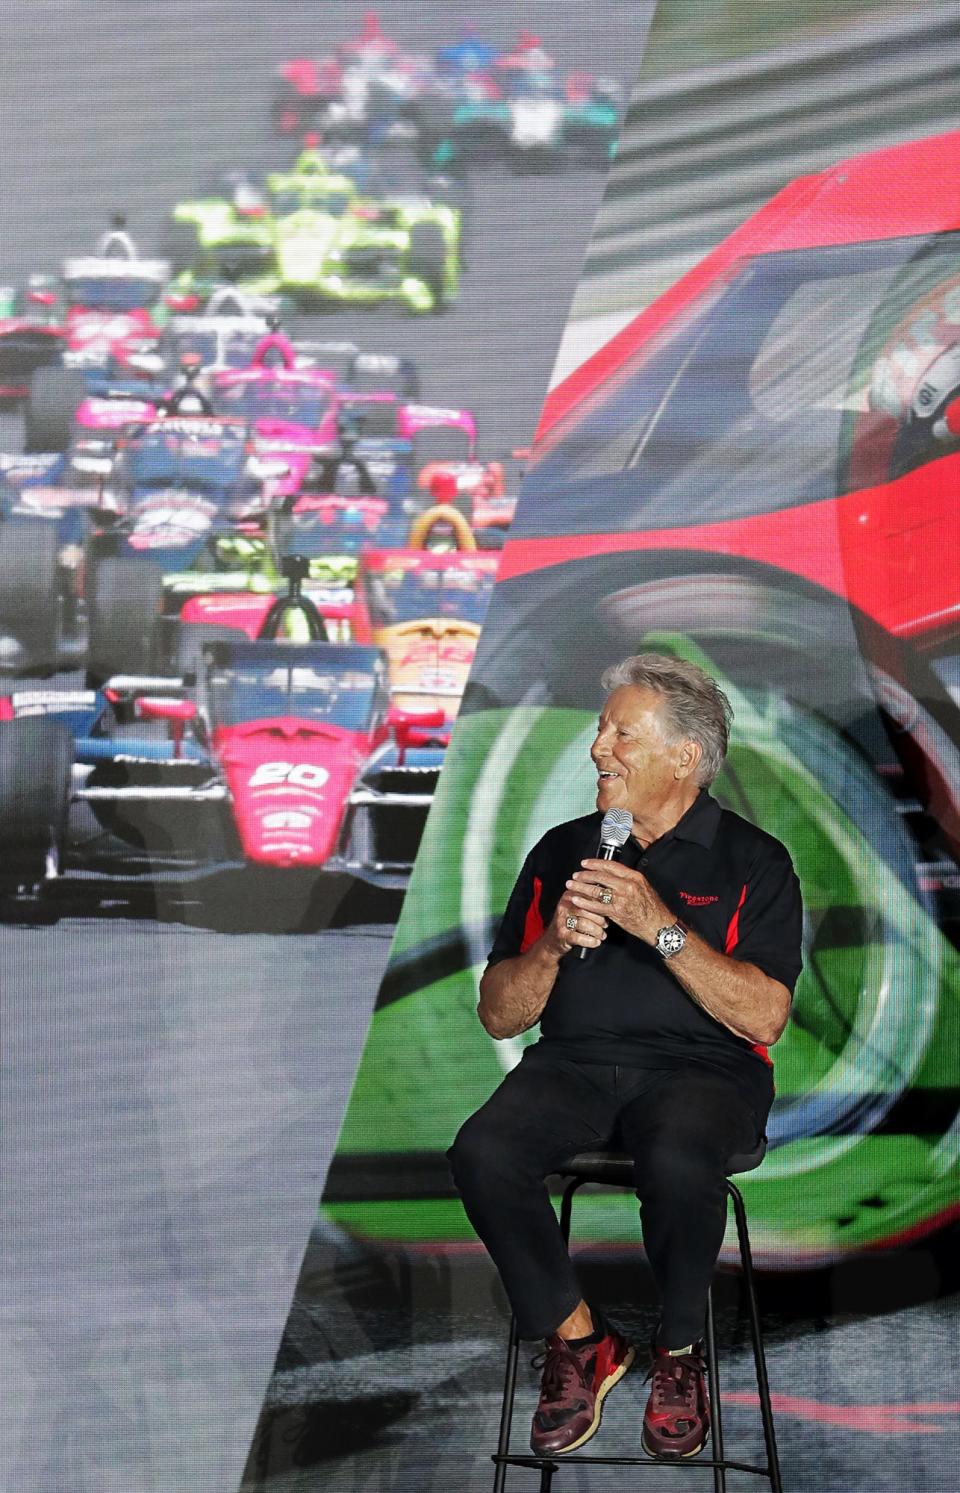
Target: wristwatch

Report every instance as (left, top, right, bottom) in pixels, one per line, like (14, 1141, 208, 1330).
(655, 922, 687, 959)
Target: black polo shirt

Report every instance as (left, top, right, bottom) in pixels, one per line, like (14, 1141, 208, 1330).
(486, 792, 803, 1117)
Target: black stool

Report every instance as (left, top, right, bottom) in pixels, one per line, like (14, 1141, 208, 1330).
(491, 1143, 783, 1492)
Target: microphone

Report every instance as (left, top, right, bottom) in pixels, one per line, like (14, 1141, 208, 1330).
(578, 808, 633, 960)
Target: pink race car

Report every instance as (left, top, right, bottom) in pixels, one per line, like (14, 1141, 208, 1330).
(211, 330, 340, 497)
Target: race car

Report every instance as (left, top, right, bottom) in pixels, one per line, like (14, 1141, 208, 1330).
(451, 61, 620, 170)
(0, 439, 131, 673)
(121, 399, 448, 661)
(333, 128, 960, 1264)
(353, 547, 498, 717)
(270, 11, 433, 142)
(164, 290, 279, 381)
(0, 632, 446, 918)
(0, 279, 66, 401)
(414, 456, 518, 541)
(61, 290, 288, 446)
(21, 223, 171, 452)
(80, 411, 287, 680)
(210, 329, 340, 497)
(267, 150, 460, 313)
(171, 469, 476, 652)
(165, 148, 460, 313)
(435, 24, 500, 79)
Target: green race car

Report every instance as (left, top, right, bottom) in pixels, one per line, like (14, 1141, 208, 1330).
(267, 151, 460, 313)
(162, 152, 460, 315)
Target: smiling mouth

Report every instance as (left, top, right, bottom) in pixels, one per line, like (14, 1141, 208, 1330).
(596, 770, 619, 780)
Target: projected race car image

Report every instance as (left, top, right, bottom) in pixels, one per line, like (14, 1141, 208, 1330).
(326, 127, 960, 1267)
(0, 7, 635, 932)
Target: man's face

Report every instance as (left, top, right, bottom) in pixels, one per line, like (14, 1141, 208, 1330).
(591, 685, 688, 820)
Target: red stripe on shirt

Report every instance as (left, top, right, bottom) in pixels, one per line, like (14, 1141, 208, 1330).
(725, 882, 748, 954)
(725, 881, 773, 1067)
(519, 876, 544, 953)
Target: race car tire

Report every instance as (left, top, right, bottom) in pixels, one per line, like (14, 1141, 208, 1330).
(0, 715, 72, 894)
(407, 222, 448, 313)
(0, 516, 61, 670)
(407, 503, 476, 551)
(160, 219, 199, 277)
(86, 555, 163, 685)
(23, 366, 87, 453)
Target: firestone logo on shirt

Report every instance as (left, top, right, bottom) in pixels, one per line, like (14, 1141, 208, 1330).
(678, 890, 719, 906)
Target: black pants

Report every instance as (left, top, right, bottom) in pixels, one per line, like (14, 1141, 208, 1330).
(447, 1051, 766, 1346)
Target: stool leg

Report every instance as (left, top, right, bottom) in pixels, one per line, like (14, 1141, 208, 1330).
(493, 1180, 582, 1491)
(704, 1285, 726, 1493)
(559, 1177, 582, 1245)
(493, 1312, 521, 1493)
(728, 1183, 783, 1493)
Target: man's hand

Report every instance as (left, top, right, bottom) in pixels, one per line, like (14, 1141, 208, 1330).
(477, 881, 610, 1040)
(544, 883, 609, 955)
(568, 859, 671, 945)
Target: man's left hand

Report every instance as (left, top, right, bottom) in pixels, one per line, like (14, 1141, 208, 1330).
(568, 859, 673, 946)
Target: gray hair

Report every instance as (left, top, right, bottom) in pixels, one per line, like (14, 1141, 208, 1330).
(599, 653, 733, 787)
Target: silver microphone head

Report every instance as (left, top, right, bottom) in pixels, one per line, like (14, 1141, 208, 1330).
(600, 808, 632, 847)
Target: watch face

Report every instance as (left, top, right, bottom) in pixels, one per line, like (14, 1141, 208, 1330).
(658, 924, 685, 956)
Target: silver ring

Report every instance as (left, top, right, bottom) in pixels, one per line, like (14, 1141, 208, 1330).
(598, 887, 613, 906)
(565, 915, 578, 931)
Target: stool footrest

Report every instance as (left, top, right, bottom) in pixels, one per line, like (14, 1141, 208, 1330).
(490, 1155, 782, 1491)
(494, 1452, 772, 1476)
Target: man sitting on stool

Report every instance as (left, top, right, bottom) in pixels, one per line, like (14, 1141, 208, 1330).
(448, 653, 802, 1459)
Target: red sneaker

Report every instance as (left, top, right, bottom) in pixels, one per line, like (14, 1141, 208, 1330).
(530, 1318, 635, 1456)
(642, 1340, 710, 1458)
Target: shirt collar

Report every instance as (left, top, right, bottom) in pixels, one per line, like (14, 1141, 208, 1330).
(631, 790, 721, 851)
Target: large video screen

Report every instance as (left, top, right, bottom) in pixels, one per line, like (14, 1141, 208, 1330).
(244, 6, 960, 1491)
(0, 4, 642, 1491)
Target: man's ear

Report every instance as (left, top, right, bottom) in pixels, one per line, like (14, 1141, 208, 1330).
(675, 738, 702, 780)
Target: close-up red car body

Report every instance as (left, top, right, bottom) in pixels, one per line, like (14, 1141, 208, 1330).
(482, 129, 960, 870)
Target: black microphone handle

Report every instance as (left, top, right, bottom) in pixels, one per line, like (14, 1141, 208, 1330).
(577, 840, 619, 961)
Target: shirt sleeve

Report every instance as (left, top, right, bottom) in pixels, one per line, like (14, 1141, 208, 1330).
(485, 843, 547, 968)
(725, 843, 803, 993)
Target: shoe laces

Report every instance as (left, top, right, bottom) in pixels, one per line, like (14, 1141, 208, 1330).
(646, 1350, 702, 1413)
(531, 1339, 586, 1402)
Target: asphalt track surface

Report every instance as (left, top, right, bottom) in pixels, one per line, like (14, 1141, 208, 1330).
(0, 4, 644, 1493)
(241, 1229, 960, 1491)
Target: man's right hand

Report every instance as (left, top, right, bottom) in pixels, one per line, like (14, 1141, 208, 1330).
(542, 888, 608, 957)
(478, 890, 608, 1040)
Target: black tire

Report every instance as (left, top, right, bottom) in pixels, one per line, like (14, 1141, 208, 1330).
(0, 716, 72, 892)
(160, 218, 199, 277)
(23, 366, 87, 453)
(0, 517, 61, 670)
(407, 222, 448, 312)
(86, 555, 163, 685)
